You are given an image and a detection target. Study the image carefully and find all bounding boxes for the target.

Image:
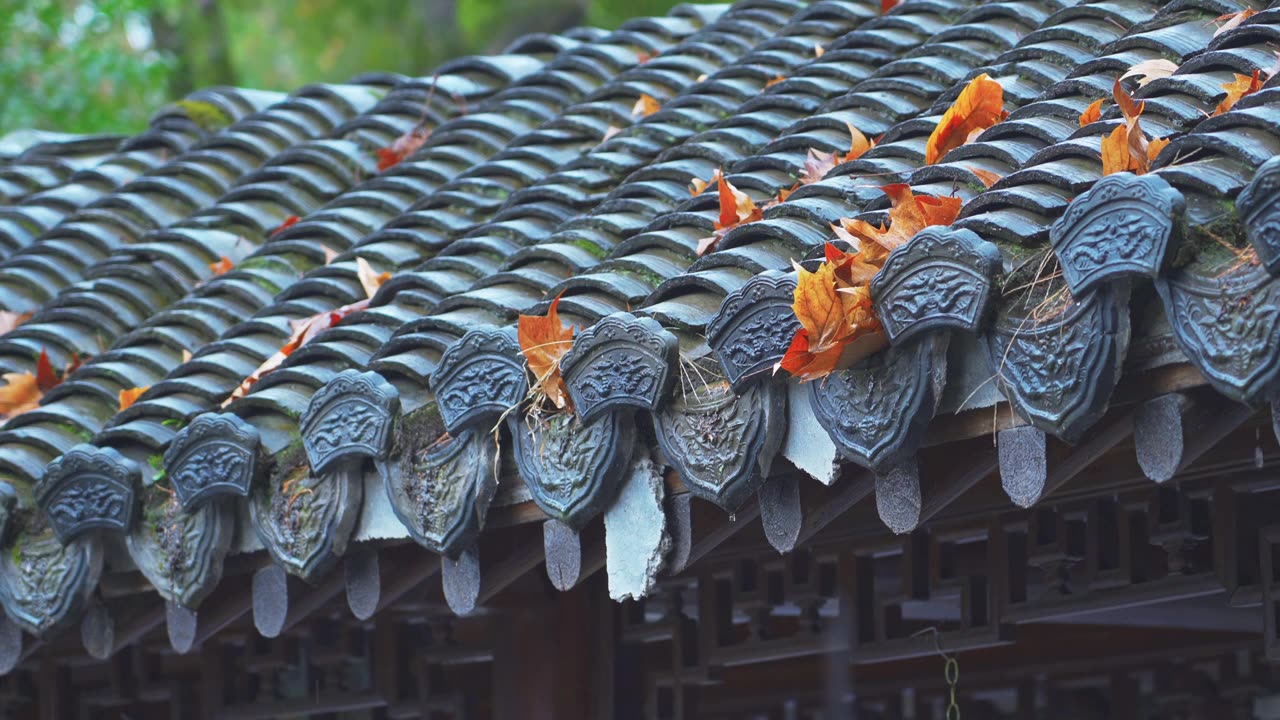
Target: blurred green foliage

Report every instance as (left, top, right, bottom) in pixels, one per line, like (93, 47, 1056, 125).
(1, 0, 696, 136)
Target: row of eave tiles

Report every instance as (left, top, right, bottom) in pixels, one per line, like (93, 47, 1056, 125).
(0, 0, 1274, 639)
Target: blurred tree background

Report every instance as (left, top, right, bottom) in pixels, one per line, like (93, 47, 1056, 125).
(0, 0, 691, 134)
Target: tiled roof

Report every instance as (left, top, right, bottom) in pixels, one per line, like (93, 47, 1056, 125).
(0, 0, 1277, 644)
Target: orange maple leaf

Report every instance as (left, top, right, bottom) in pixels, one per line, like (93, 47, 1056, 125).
(799, 123, 874, 185)
(0, 348, 79, 419)
(832, 184, 962, 254)
(1101, 123, 1133, 176)
(632, 93, 661, 118)
(1078, 98, 1105, 127)
(376, 123, 430, 172)
(690, 168, 723, 196)
(925, 73, 1008, 164)
(0, 311, 32, 335)
(1213, 69, 1263, 116)
(969, 167, 1004, 188)
(777, 248, 889, 382)
(1147, 135, 1171, 163)
(0, 373, 41, 419)
(517, 294, 576, 410)
(271, 215, 300, 237)
(1213, 8, 1256, 37)
(209, 256, 234, 276)
(356, 257, 391, 299)
(763, 183, 799, 209)
(118, 386, 149, 411)
(698, 174, 763, 256)
(1101, 79, 1160, 175)
(765, 75, 786, 88)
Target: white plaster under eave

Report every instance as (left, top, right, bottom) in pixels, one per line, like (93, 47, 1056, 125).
(783, 380, 840, 485)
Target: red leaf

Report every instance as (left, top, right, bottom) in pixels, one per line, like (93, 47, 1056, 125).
(35, 348, 59, 392)
(209, 256, 234, 276)
(271, 215, 300, 237)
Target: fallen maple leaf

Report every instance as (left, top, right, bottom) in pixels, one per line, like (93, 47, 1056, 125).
(777, 249, 889, 382)
(0, 311, 32, 335)
(1101, 123, 1133, 176)
(209, 256, 234, 276)
(690, 168, 723, 197)
(925, 73, 1008, 164)
(118, 386, 149, 411)
(765, 75, 786, 88)
(1079, 98, 1105, 127)
(376, 123, 430, 172)
(799, 122, 874, 185)
(1147, 135, 1171, 162)
(832, 184, 962, 254)
(271, 215, 300, 237)
(35, 348, 59, 392)
(881, 0, 900, 12)
(602, 125, 622, 143)
(763, 183, 799, 209)
(637, 51, 655, 63)
(517, 294, 576, 410)
(969, 166, 1004, 188)
(182, 349, 192, 363)
(1101, 79, 1160, 175)
(0, 348, 81, 419)
(322, 246, 339, 264)
(356, 257, 391, 299)
(0, 373, 40, 419)
(632, 93, 661, 118)
(1213, 69, 1264, 116)
(814, 44, 825, 58)
(1121, 58, 1178, 87)
(697, 174, 763, 256)
(1213, 8, 1256, 37)
(222, 299, 371, 407)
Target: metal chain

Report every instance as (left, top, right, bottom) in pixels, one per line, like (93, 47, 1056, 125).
(911, 626, 961, 720)
(945, 654, 961, 720)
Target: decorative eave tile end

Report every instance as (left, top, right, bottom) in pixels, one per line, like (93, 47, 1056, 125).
(560, 312, 678, 423)
(871, 226, 1003, 343)
(36, 445, 140, 543)
(301, 369, 400, 473)
(1049, 172, 1184, 295)
(1239, 156, 1280, 277)
(430, 327, 526, 434)
(706, 270, 799, 392)
(165, 412, 262, 509)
